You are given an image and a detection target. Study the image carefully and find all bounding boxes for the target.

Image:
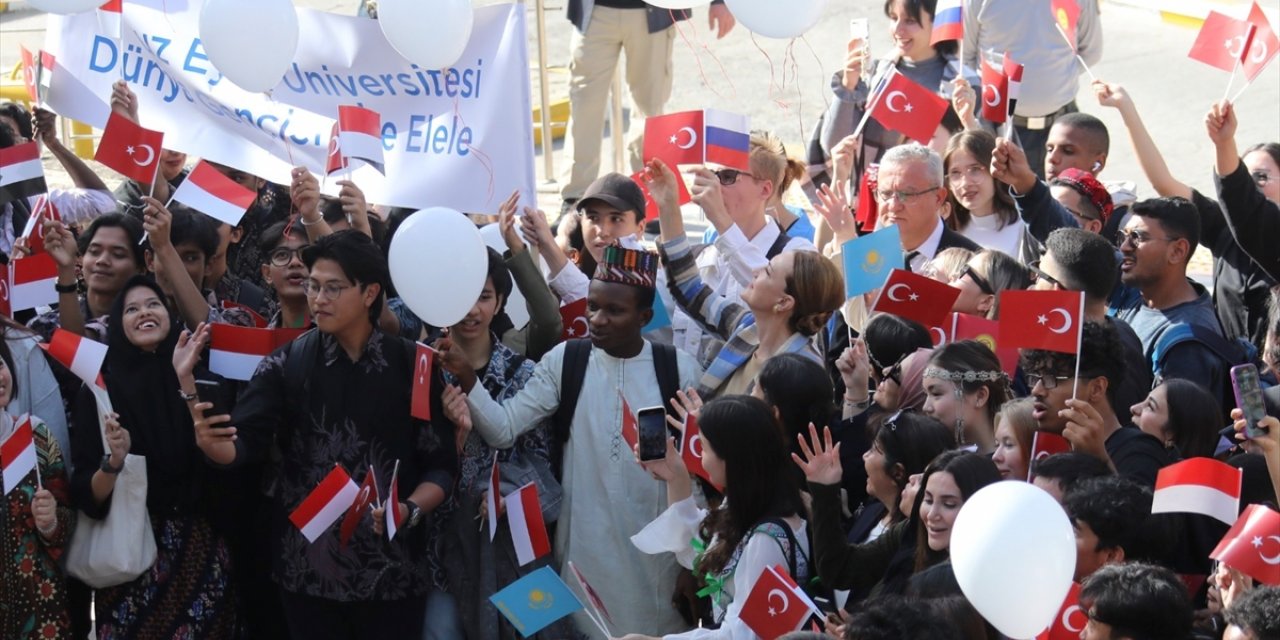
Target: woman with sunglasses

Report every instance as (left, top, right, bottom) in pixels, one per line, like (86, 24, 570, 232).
(948, 249, 1032, 320)
(647, 160, 843, 398)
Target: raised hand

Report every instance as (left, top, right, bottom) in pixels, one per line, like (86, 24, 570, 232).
(836, 339, 872, 398)
(814, 182, 857, 245)
(707, 3, 736, 39)
(1060, 397, 1109, 462)
(173, 323, 210, 379)
(442, 384, 473, 453)
(31, 107, 59, 147)
(1092, 80, 1132, 111)
(110, 79, 140, 123)
(141, 196, 174, 248)
(496, 190, 525, 254)
(665, 388, 704, 433)
(104, 412, 131, 469)
(842, 38, 868, 92)
(990, 137, 1038, 194)
(1204, 100, 1238, 146)
(792, 423, 843, 486)
(951, 77, 978, 129)
(689, 167, 730, 229)
(831, 133, 861, 186)
(291, 167, 321, 221)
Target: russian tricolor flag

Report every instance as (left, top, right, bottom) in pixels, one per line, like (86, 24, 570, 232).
(335, 105, 385, 174)
(931, 0, 964, 45)
(702, 109, 750, 172)
(171, 161, 257, 227)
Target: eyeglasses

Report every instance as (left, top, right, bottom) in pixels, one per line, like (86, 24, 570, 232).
(1251, 171, 1274, 187)
(1064, 205, 1099, 223)
(302, 280, 355, 300)
(875, 186, 940, 205)
(714, 168, 758, 186)
(1028, 259, 1063, 288)
(962, 265, 995, 295)
(882, 359, 904, 387)
(1025, 371, 1073, 390)
(1117, 229, 1177, 247)
(268, 247, 306, 267)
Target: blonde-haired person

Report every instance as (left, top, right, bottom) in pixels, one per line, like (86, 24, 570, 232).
(949, 249, 1031, 320)
(992, 397, 1036, 480)
(705, 131, 816, 246)
(920, 247, 973, 283)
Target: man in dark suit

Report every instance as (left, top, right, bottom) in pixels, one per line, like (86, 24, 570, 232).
(876, 144, 980, 271)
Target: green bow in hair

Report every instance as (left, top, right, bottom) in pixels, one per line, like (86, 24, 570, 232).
(689, 537, 728, 606)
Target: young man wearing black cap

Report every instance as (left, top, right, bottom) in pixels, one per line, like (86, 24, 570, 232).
(439, 242, 702, 638)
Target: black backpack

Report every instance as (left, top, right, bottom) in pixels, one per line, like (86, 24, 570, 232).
(549, 338, 680, 478)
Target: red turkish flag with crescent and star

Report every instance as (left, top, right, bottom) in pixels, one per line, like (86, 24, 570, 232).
(680, 414, 717, 488)
(559, 298, 589, 342)
(998, 289, 1084, 354)
(740, 565, 820, 639)
(980, 58, 1008, 124)
(410, 342, 433, 420)
(1210, 503, 1280, 585)
(1242, 2, 1280, 82)
(867, 71, 949, 145)
(642, 110, 705, 168)
(1027, 432, 1072, 481)
(1189, 11, 1258, 72)
(94, 112, 164, 184)
(870, 269, 961, 328)
(1035, 582, 1086, 640)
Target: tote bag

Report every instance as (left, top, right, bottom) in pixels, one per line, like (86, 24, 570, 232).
(65, 388, 157, 588)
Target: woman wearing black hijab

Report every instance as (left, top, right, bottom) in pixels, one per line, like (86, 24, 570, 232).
(69, 276, 237, 637)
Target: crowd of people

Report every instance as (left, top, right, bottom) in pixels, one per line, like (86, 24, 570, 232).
(2, 0, 1280, 639)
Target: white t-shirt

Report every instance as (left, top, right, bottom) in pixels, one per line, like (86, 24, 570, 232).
(961, 213, 1024, 257)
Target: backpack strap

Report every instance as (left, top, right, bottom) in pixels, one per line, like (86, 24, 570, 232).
(651, 341, 680, 414)
(765, 222, 792, 260)
(1150, 324, 1242, 380)
(552, 339, 593, 444)
(756, 517, 809, 581)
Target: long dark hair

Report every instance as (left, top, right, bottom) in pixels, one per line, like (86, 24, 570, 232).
(757, 353, 833, 442)
(869, 411, 955, 522)
(944, 131, 1019, 231)
(696, 395, 807, 577)
(1159, 378, 1221, 459)
(911, 450, 1000, 571)
(884, 0, 958, 57)
(927, 340, 1012, 435)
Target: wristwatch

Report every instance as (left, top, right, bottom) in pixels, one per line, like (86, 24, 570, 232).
(100, 455, 125, 474)
(404, 501, 424, 528)
(55, 281, 79, 294)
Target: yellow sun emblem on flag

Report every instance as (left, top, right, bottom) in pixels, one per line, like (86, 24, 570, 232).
(1055, 8, 1070, 31)
(862, 249, 884, 274)
(528, 589, 554, 610)
(975, 333, 997, 352)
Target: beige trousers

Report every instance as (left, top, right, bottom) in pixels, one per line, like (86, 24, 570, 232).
(560, 7, 676, 200)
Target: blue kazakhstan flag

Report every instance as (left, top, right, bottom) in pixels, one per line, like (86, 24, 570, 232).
(490, 566, 584, 636)
(841, 225, 903, 297)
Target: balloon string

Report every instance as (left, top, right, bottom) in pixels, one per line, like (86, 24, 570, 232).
(452, 94, 496, 208)
(749, 32, 788, 111)
(798, 35, 831, 113)
(668, 10, 736, 103)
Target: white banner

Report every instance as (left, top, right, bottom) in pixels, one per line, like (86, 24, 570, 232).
(46, 1, 535, 213)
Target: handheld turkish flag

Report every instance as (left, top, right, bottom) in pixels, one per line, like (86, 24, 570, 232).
(487, 452, 500, 541)
(95, 113, 164, 185)
(385, 459, 404, 540)
(1027, 432, 1072, 481)
(338, 465, 378, 548)
(20, 196, 62, 256)
(506, 482, 552, 566)
(411, 342, 433, 420)
(1, 141, 48, 207)
(336, 105, 385, 174)
(43, 328, 108, 386)
(871, 268, 962, 329)
(619, 392, 639, 451)
(680, 414, 717, 488)
(19, 46, 38, 103)
(854, 163, 880, 231)
(1242, 2, 1280, 82)
(643, 111, 705, 168)
(980, 58, 1009, 124)
(1, 416, 37, 495)
(325, 122, 347, 175)
(952, 312, 1019, 376)
(631, 170, 691, 222)
(867, 71, 949, 145)
(170, 161, 257, 227)
(559, 298, 589, 342)
(1035, 582, 1086, 640)
(1210, 503, 1280, 585)
(740, 565, 820, 639)
(1002, 52, 1025, 119)
(997, 289, 1084, 354)
(568, 561, 616, 627)
(1189, 11, 1257, 72)
(289, 464, 359, 543)
(1152, 458, 1242, 525)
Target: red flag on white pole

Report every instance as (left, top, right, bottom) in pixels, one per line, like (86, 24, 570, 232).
(619, 392, 638, 450)
(338, 465, 378, 548)
(1210, 504, 1280, 585)
(1, 416, 37, 495)
(8, 253, 59, 314)
(170, 161, 257, 227)
(43, 328, 107, 386)
(336, 105, 385, 174)
(385, 460, 404, 540)
(681, 414, 716, 488)
(94, 112, 164, 185)
(411, 342, 433, 420)
(289, 464, 359, 543)
(208, 324, 303, 381)
(740, 565, 820, 639)
(506, 482, 551, 566)
(1151, 457, 1242, 525)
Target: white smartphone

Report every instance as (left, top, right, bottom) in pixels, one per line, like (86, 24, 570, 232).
(849, 18, 869, 41)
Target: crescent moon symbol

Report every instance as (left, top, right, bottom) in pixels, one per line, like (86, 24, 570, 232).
(329, 136, 341, 158)
(132, 144, 156, 167)
(417, 354, 430, 384)
(674, 126, 698, 150)
(983, 83, 1001, 107)
(929, 327, 947, 346)
(1035, 450, 1052, 460)
(885, 91, 909, 113)
(688, 434, 704, 459)
(1062, 605, 1086, 633)
(1251, 40, 1268, 64)
(766, 588, 790, 613)
(570, 317, 590, 338)
(886, 283, 912, 303)
(1048, 308, 1073, 334)
(1226, 35, 1246, 59)
(1260, 535, 1280, 565)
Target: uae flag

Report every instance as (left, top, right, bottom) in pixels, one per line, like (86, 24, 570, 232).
(1, 416, 37, 495)
(1, 141, 48, 206)
(208, 324, 303, 381)
(289, 464, 359, 543)
(170, 161, 257, 227)
(506, 482, 552, 566)
(1152, 457, 1242, 525)
(335, 105, 385, 174)
(43, 328, 108, 386)
(8, 252, 59, 314)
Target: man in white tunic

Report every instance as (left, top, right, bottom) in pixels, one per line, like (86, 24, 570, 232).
(445, 244, 702, 638)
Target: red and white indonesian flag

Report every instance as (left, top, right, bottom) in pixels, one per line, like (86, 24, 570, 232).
(506, 481, 551, 566)
(289, 464, 359, 543)
(8, 253, 59, 314)
(0, 141, 48, 206)
(208, 324, 303, 381)
(1, 416, 37, 495)
(336, 105, 385, 174)
(1152, 457, 1242, 525)
(44, 328, 107, 386)
(170, 161, 257, 227)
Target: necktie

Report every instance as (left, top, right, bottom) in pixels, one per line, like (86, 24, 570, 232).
(904, 250, 921, 272)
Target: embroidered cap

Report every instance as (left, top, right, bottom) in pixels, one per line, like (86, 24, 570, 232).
(593, 242, 658, 289)
(1050, 168, 1114, 226)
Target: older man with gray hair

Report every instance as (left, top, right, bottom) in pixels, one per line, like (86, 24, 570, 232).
(876, 144, 979, 271)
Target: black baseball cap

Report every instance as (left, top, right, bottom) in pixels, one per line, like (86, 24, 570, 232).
(576, 173, 646, 219)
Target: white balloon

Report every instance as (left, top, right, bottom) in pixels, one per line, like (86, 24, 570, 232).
(27, 0, 102, 14)
(478, 223, 530, 329)
(389, 208, 488, 328)
(198, 0, 299, 93)
(951, 482, 1076, 639)
(646, 0, 712, 9)
(378, 0, 474, 70)
(724, 0, 828, 39)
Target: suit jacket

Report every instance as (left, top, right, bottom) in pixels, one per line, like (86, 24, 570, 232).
(938, 226, 982, 253)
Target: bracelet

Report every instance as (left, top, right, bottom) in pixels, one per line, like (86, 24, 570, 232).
(178, 388, 198, 402)
(36, 522, 57, 538)
(55, 281, 78, 294)
(299, 216, 324, 226)
(843, 394, 872, 410)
